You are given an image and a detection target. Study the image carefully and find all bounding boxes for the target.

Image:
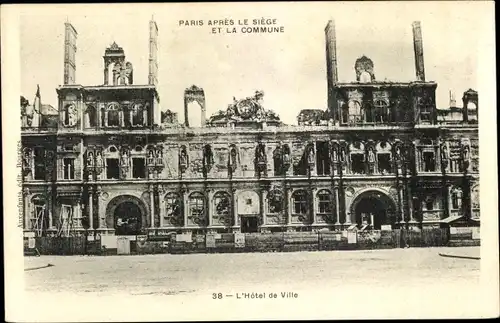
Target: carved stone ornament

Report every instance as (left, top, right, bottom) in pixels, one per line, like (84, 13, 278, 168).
(207, 90, 281, 126)
(354, 56, 376, 82)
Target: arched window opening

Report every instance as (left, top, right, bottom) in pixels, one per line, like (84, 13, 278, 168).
(164, 193, 181, 226)
(349, 142, 366, 175)
(85, 105, 97, 128)
(292, 190, 308, 215)
(189, 192, 205, 224)
(268, 190, 284, 214)
(376, 141, 392, 174)
(107, 103, 120, 127)
(63, 104, 77, 127)
(317, 190, 333, 215)
(347, 100, 362, 124)
(451, 188, 463, 210)
(374, 99, 389, 123)
(359, 71, 372, 83)
(213, 192, 231, 225)
(105, 145, 120, 179)
(130, 103, 145, 126)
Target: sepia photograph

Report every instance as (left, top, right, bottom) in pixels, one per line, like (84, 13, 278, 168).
(2, 1, 498, 321)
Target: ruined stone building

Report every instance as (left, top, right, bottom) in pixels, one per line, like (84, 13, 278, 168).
(21, 19, 479, 238)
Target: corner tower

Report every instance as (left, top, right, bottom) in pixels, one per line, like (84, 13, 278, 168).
(63, 22, 78, 85)
(325, 19, 339, 120)
(148, 18, 159, 86)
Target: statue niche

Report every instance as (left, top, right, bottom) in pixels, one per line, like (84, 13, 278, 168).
(460, 138, 471, 171)
(273, 144, 291, 176)
(202, 144, 214, 176)
(255, 143, 267, 176)
(179, 145, 189, 174)
(228, 145, 239, 173)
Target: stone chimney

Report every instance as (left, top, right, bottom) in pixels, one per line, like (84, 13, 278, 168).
(325, 20, 339, 84)
(63, 22, 78, 85)
(148, 18, 159, 86)
(325, 20, 339, 120)
(412, 21, 425, 82)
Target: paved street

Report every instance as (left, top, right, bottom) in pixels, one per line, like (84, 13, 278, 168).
(22, 247, 483, 320)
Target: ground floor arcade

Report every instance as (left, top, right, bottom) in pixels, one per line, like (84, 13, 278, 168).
(22, 178, 480, 237)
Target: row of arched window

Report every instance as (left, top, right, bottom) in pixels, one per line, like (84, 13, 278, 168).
(341, 99, 396, 124)
(161, 189, 335, 227)
(72, 103, 149, 128)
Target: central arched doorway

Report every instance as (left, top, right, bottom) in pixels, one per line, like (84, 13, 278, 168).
(114, 201, 142, 235)
(350, 190, 397, 229)
(105, 195, 148, 235)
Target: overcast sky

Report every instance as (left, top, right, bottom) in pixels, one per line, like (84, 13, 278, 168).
(18, 2, 490, 125)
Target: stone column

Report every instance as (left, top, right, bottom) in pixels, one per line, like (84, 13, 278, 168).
(287, 189, 293, 227)
(183, 190, 189, 228)
(158, 186, 165, 227)
(436, 147, 442, 172)
(24, 189, 30, 230)
(97, 189, 105, 229)
(311, 188, 317, 224)
(407, 185, 416, 223)
(258, 187, 264, 230)
(207, 190, 214, 227)
(262, 191, 268, 225)
(149, 187, 155, 228)
(334, 187, 341, 226)
(399, 188, 406, 224)
(88, 191, 93, 229)
(47, 189, 54, 229)
(232, 189, 238, 229)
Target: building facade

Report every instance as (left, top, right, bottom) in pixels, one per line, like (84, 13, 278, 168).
(20, 20, 479, 238)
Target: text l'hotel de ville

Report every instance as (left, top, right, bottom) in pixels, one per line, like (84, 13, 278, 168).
(179, 18, 285, 34)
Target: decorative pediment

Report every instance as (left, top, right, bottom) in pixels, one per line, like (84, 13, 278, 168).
(207, 90, 282, 126)
(186, 85, 204, 93)
(105, 42, 125, 55)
